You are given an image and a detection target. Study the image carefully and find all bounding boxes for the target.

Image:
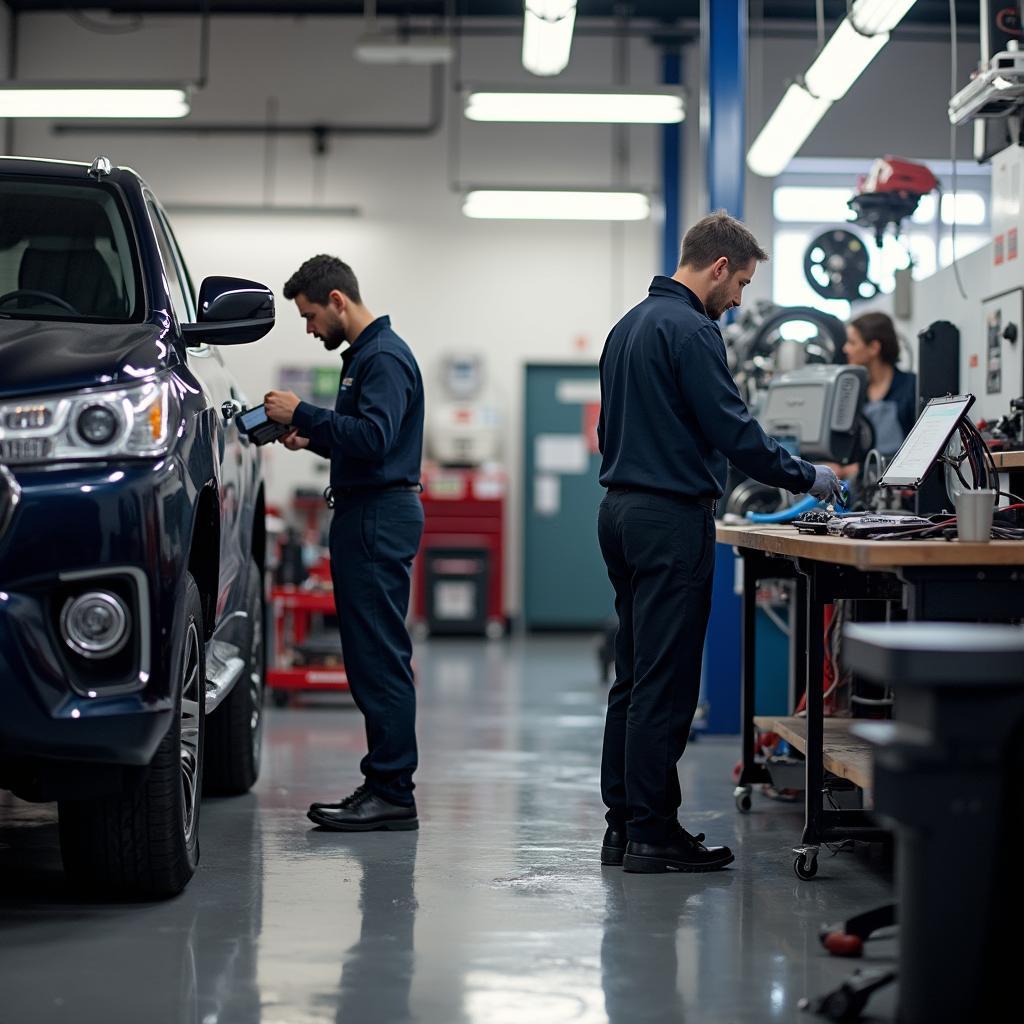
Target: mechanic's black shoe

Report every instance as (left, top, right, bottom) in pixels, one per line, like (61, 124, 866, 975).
(309, 783, 369, 813)
(307, 788, 418, 831)
(601, 826, 627, 866)
(622, 825, 734, 873)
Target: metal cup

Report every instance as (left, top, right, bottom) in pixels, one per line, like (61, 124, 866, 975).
(955, 489, 997, 543)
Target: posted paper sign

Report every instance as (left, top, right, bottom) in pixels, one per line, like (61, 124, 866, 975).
(556, 379, 602, 405)
(535, 433, 588, 475)
(534, 474, 561, 516)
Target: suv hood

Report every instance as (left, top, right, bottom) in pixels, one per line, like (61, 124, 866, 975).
(0, 319, 175, 399)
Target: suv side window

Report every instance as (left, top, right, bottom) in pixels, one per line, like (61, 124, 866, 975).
(146, 199, 193, 325)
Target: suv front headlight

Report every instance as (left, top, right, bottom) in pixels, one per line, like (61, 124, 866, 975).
(0, 378, 179, 464)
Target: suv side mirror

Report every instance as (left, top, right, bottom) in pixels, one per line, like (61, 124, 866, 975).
(182, 276, 275, 346)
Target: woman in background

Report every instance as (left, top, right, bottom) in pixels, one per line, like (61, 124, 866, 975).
(844, 310, 916, 455)
(829, 311, 917, 482)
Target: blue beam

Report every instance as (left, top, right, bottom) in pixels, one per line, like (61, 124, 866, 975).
(703, 0, 747, 218)
(661, 49, 682, 275)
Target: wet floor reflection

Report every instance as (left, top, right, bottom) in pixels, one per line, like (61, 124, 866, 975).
(0, 792, 264, 1024)
(332, 832, 418, 1024)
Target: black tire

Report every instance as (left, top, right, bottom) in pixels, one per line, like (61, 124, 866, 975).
(204, 558, 265, 796)
(58, 572, 206, 899)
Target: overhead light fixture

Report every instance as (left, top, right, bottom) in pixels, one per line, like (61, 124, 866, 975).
(354, 33, 454, 65)
(747, 84, 833, 178)
(803, 19, 890, 101)
(0, 84, 190, 119)
(848, 0, 918, 34)
(522, 0, 577, 77)
(464, 88, 684, 124)
(463, 189, 650, 221)
(747, 0, 918, 177)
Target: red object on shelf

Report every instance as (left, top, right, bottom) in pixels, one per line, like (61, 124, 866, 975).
(856, 156, 938, 198)
(411, 464, 507, 636)
(267, 585, 349, 695)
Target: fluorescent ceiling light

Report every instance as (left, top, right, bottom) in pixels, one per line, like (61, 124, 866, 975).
(0, 85, 189, 120)
(747, 0, 918, 177)
(354, 33, 454, 65)
(804, 19, 889, 101)
(0, 84, 190, 119)
(463, 190, 649, 221)
(522, 0, 577, 77)
(464, 90, 684, 124)
(849, 0, 918, 35)
(747, 83, 832, 178)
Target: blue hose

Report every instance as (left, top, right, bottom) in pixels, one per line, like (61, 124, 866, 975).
(745, 483, 851, 524)
(746, 494, 819, 523)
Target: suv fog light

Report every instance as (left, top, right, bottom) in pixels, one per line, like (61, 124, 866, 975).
(61, 591, 130, 658)
(77, 405, 118, 445)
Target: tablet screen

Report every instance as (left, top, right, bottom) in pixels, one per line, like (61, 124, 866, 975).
(879, 394, 974, 488)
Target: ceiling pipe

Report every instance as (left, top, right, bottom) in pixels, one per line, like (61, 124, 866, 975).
(53, 63, 445, 149)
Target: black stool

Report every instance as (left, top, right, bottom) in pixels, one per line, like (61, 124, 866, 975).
(840, 622, 1024, 1024)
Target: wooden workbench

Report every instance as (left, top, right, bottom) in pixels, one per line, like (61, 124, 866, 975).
(716, 522, 1024, 571)
(721, 521, 1024, 877)
(991, 450, 1024, 470)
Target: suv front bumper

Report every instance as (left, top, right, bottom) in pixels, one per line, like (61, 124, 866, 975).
(0, 459, 190, 795)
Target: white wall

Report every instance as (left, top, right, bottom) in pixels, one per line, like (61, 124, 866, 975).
(3, 11, 986, 613)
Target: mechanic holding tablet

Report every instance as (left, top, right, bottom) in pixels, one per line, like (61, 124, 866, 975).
(263, 254, 425, 833)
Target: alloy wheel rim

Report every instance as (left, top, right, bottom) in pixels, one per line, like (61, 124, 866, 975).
(179, 619, 201, 845)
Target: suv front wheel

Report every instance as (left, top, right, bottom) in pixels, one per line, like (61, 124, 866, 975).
(58, 572, 206, 899)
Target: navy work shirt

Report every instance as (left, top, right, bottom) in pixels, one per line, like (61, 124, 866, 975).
(598, 277, 816, 499)
(290, 315, 424, 491)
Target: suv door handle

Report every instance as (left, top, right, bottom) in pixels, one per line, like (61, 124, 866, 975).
(221, 399, 242, 423)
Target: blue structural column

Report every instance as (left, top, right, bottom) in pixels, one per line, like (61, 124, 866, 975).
(701, 0, 747, 734)
(660, 49, 682, 275)
(703, 0, 746, 218)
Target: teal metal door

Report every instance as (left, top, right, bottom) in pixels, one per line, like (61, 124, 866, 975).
(523, 364, 613, 629)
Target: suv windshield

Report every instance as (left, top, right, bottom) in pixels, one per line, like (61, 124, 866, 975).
(0, 178, 140, 323)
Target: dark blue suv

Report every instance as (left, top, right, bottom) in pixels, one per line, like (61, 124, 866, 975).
(0, 155, 273, 899)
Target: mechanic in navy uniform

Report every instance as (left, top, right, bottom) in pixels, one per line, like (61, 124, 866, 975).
(597, 212, 843, 874)
(265, 255, 424, 832)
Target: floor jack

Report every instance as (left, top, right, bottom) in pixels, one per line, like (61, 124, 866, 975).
(800, 904, 897, 1021)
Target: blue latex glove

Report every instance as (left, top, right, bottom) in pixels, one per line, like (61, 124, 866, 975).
(809, 464, 844, 504)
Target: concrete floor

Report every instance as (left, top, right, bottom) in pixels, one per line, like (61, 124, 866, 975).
(0, 636, 898, 1024)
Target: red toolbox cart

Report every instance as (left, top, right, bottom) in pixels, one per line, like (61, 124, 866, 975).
(412, 464, 507, 637)
(267, 584, 349, 706)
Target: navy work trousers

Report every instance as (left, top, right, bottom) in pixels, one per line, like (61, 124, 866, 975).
(597, 488, 716, 843)
(329, 489, 424, 807)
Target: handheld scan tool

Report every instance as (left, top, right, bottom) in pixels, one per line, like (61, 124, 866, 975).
(236, 404, 292, 446)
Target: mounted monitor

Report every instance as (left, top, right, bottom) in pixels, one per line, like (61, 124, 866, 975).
(878, 394, 975, 489)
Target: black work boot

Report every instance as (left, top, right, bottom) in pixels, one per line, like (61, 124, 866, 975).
(622, 823, 734, 873)
(601, 825, 628, 866)
(309, 783, 369, 813)
(307, 786, 418, 831)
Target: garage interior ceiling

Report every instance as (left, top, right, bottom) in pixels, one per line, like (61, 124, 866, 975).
(0, 1, 985, 30)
